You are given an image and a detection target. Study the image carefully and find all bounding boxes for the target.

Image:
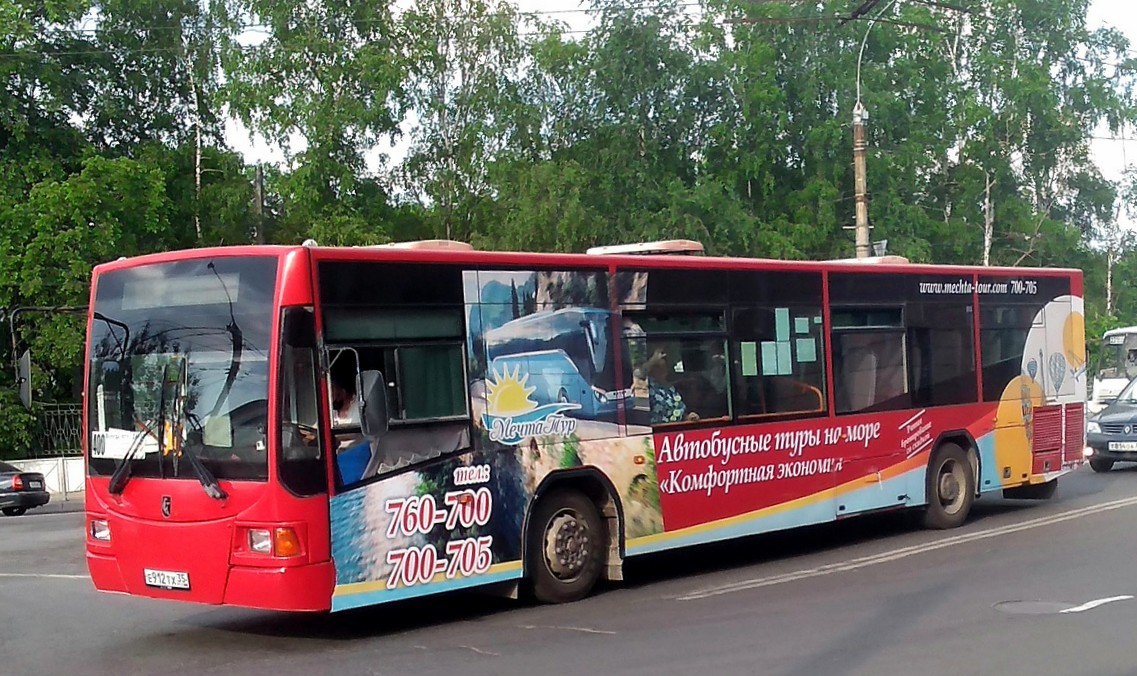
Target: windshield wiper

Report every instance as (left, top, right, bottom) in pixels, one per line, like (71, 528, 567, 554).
(180, 445, 228, 500)
(107, 418, 158, 495)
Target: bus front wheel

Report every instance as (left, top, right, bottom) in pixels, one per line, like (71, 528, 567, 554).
(528, 489, 605, 604)
(923, 443, 975, 530)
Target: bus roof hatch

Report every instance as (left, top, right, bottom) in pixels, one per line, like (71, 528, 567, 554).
(826, 255, 910, 264)
(585, 239, 705, 256)
(371, 239, 476, 251)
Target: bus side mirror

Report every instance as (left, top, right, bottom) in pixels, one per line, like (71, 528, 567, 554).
(359, 370, 389, 438)
(17, 349, 31, 410)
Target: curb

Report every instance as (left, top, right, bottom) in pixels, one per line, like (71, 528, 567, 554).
(33, 493, 86, 515)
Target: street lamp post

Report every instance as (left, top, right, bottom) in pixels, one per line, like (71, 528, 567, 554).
(853, 101, 870, 259)
(850, 0, 900, 258)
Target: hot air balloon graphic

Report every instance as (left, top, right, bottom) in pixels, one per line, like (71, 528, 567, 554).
(1049, 352, 1067, 395)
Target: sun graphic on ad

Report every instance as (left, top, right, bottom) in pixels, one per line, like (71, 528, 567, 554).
(482, 362, 580, 445)
(486, 365, 538, 416)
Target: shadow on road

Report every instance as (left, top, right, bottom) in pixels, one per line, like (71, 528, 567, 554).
(180, 496, 1047, 641)
(182, 592, 515, 641)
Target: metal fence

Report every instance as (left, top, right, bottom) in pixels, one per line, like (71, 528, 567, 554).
(31, 403, 83, 457)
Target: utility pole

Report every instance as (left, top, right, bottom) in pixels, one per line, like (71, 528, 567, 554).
(1107, 245, 1115, 316)
(253, 164, 265, 244)
(852, 101, 870, 258)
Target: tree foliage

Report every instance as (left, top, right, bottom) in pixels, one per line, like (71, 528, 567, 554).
(1, 0, 1137, 457)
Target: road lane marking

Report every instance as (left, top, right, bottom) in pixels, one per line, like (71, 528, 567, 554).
(678, 495, 1137, 601)
(0, 573, 89, 580)
(521, 624, 617, 635)
(1060, 596, 1134, 613)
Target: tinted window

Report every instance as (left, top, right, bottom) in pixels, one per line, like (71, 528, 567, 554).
(624, 310, 730, 425)
(907, 302, 977, 407)
(979, 304, 1037, 401)
(319, 262, 464, 306)
(832, 307, 909, 414)
(643, 269, 729, 305)
(731, 306, 827, 419)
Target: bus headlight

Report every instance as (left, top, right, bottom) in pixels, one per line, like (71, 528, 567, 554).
(248, 528, 272, 554)
(1087, 421, 1101, 434)
(90, 519, 111, 542)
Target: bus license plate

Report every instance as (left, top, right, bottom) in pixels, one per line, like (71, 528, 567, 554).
(144, 568, 190, 590)
(1108, 442, 1137, 452)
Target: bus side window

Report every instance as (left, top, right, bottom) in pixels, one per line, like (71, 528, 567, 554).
(322, 309, 471, 483)
(731, 306, 827, 419)
(831, 307, 909, 414)
(624, 311, 730, 425)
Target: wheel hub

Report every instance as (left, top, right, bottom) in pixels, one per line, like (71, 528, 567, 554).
(938, 459, 966, 514)
(544, 510, 591, 580)
(939, 473, 960, 503)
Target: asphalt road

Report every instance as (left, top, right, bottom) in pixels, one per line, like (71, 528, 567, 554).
(5, 466, 1137, 676)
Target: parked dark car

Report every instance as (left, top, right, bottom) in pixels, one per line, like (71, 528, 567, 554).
(0, 461, 50, 516)
(1086, 376, 1137, 473)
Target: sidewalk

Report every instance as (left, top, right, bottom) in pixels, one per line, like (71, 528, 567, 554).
(34, 491, 86, 514)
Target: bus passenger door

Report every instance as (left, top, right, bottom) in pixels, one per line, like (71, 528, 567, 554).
(830, 323, 911, 518)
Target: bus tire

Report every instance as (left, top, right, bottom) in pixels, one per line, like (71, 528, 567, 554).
(1089, 457, 1115, 473)
(922, 443, 975, 530)
(528, 488, 605, 604)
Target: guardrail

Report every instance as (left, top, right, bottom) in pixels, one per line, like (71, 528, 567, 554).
(31, 403, 83, 458)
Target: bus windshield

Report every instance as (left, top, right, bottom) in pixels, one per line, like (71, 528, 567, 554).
(1096, 332, 1137, 381)
(87, 256, 278, 482)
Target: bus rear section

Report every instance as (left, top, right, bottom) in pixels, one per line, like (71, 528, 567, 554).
(84, 250, 335, 611)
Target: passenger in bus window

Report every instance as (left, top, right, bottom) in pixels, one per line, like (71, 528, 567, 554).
(330, 370, 371, 485)
(644, 348, 699, 424)
(706, 342, 729, 396)
(331, 378, 360, 428)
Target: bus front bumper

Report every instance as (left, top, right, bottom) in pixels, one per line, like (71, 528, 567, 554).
(87, 553, 335, 612)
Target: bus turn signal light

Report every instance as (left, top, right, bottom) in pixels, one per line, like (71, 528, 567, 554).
(273, 527, 302, 558)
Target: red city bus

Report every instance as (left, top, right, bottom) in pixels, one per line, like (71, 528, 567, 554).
(84, 242, 1086, 612)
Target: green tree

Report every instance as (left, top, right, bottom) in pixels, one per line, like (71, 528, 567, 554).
(221, 0, 404, 243)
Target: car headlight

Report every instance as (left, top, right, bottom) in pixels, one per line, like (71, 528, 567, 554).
(1087, 421, 1101, 434)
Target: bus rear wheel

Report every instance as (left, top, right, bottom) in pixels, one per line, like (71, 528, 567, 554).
(923, 443, 975, 530)
(528, 489, 605, 604)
